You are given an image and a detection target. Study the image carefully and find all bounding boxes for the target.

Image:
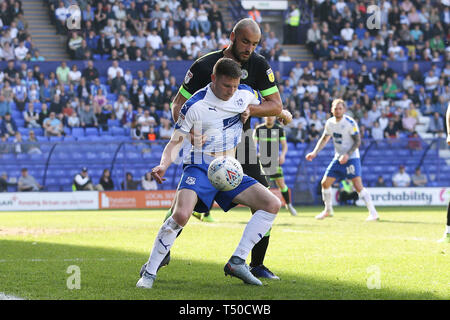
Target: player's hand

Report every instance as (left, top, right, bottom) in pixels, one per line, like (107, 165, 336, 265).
(305, 152, 316, 161)
(338, 154, 349, 164)
(240, 107, 250, 124)
(279, 155, 285, 165)
(151, 165, 167, 184)
(278, 109, 293, 125)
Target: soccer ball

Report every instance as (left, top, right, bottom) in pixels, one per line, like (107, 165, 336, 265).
(207, 156, 243, 191)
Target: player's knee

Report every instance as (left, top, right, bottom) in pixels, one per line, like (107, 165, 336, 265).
(171, 209, 191, 226)
(264, 195, 281, 214)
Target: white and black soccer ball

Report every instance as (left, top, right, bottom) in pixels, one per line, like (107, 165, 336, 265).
(207, 156, 243, 191)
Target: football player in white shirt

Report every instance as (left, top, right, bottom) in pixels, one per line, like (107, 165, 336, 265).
(136, 58, 281, 289)
(306, 99, 379, 221)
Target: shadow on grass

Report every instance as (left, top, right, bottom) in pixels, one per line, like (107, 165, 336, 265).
(0, 240, 444, 300)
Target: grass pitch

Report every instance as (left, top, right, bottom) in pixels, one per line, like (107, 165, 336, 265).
(0, 206, 448, 300)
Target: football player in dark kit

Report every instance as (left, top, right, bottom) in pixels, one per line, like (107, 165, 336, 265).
(254, 116, 298, 217)
(141, 18, 292, 280)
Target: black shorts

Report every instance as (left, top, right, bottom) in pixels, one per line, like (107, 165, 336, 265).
(242, 162, 269, 187)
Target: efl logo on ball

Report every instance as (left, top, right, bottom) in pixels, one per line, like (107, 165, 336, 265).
(208, 156, 243, 191)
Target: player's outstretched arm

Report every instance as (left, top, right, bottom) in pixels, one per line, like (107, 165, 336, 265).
(305, 133, 331, 161)
(152, 130, 186, 184)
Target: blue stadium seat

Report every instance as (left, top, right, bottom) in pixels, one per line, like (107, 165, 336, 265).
(71, 127, 84, 137)
(111, 127, 125, 136)
(107, 119, 121, 127)
(85, 127, 99, 136)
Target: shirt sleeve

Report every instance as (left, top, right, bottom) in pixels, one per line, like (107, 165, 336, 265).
(174, 104, 197, 133)
(180, 61, 209, 100)
(255, 57, 279, 97)
(349, 119, 359, 136)
(324, 120, 332, 136)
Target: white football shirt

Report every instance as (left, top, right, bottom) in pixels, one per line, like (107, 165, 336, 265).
(324, 115, 360, 159)
(175, 83, 261, 160)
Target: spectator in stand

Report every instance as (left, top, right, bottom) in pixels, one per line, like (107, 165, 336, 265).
(159, 121, 173, 140)
(0, 172, 8, 192)
(0, 112, 17, 137)
(142, 171, 158, 191)
(375, 175, 387, 187)
(392, 165, 411, 187)
(121, 172, 139, 190)
(248, 6, 262, 24)
(14, 40, 28, 61)
(0, 94, 11, 117)
(43, 112, 63, 137)
(131, 123, 145, 140)
(99, 169, 114, 191)
(56, 61, 70, 85)
(82, 60, 99, 84)
(68, 31, 83, 59)
(79, 103, 98, 129)
(307, 22, 321, 52)
(23, 102, 40, 129)
(68, 64, 81, 85)
(73, 167, 102, 191)
(428, 111, 445, 137)
(412, 167, 427, 187)
(12, 77, 27, 112)
(67, 111, 80, 128)
(18, 168, 42, 192)
(384, 119, 399, 139)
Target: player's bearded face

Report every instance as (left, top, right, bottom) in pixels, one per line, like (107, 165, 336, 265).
(231, 31, 260, 63)
(332, 104, 345, 119)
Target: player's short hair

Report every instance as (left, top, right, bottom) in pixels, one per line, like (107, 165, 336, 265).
(331, 99, 346, 111)
(212, 58, 242, 79)
(233, 18, 261, 37)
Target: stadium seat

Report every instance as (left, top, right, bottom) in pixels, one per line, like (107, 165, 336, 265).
(85, 127, 99, 136)
(71, 127, 85, 137)
(111, 127, 125, 136)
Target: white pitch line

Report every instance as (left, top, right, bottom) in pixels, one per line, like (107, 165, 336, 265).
(0, 292, 25, 300)
(0, 257, 142, 263)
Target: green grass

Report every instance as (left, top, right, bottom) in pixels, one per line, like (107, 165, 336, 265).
(0, 206, 449, 300)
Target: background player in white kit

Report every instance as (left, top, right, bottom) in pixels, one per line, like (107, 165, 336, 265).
(305, 99, 379, 221)
(136, 58, 281, 289)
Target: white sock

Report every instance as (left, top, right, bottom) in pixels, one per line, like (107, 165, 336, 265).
(358, 188, 377, 216)
(446, 225, 450, 234)
(145, 217, 183, 275)
(322, 187, 333, 213)
(232, 210, 276, 261)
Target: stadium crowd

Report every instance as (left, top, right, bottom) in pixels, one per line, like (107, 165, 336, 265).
(0, 0, 448, 192)
(0, 0, 44, 61)
(307, 0, 449, 63)
(46, 0, 241, 61)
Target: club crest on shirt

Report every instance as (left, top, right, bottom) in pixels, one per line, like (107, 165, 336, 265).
(267, 68, 275, 82)
(235, 98, 244, 108)
(241, 69, 248, 80)
(184, 70, 193, 84)
(185, 176, 196, 185)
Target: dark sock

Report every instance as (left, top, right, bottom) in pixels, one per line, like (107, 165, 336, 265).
(204, 211, 210, 217)
(281, 186, 290, 204)
(250, 235, 269, 267)
(447, 201, 450, 228)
